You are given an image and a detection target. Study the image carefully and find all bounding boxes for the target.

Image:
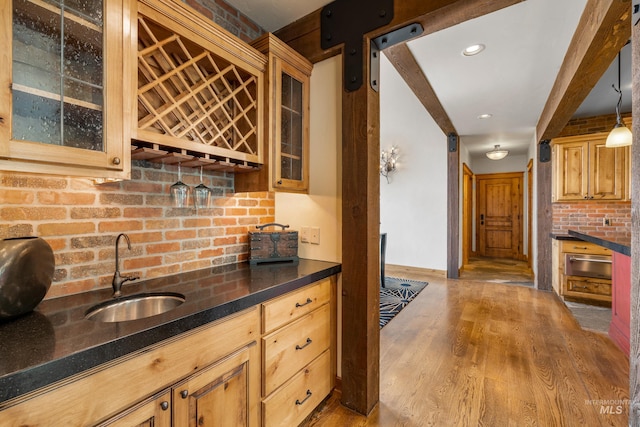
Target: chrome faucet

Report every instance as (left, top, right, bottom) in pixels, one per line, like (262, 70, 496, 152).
(112, 233, 139, 298)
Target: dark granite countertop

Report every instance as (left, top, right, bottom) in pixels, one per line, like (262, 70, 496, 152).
(550, 233, 582, 241)
(0, 258, 341, 404)
(568, 230, 631, 256)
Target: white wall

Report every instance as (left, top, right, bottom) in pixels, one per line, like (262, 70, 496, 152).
(275, 56, 342, 263)
(380, 55, 448, 272)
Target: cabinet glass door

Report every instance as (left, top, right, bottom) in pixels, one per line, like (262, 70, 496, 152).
(12, 0, 104, 151)
(280, 72, 303, 182)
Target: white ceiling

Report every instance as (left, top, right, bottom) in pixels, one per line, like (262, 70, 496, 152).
(224, 0, 633, 158)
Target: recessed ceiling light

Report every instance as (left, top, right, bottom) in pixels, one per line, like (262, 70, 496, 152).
(463, 44, 485, 56)
(477, 113, 492, 119)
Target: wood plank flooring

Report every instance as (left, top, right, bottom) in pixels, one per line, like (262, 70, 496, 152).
(304, 265, 629, 426)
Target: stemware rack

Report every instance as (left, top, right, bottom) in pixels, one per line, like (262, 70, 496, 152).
(131, 140, 260, 172)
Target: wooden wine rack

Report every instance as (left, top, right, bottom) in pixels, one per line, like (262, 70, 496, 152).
(133, 0, 266, 170)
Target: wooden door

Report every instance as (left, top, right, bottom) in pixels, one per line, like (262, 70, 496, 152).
(173, 344, 258, 427)
(476, 173, 523, 259)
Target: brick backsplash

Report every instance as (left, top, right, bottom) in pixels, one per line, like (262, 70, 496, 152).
(552, 201, 631, 235)
(557, 113, 632, 137)
(0, 161, 274, 299)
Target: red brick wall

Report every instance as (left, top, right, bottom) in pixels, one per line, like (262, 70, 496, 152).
(552, 201, 631, 235)
(557, 113, 632, 137)
(0, 163, 274, 299)
(183, 0, 264, 42)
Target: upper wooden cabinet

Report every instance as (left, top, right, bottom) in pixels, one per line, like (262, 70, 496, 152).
(130, 0, 266, 172)
(235, 33, 312, 193)
(0, 0, 131, 179)
(552, 132, 629, 202)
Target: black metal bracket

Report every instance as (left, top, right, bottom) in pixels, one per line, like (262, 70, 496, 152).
(370, 23, 423, 92)
(321, 0, 394, 92)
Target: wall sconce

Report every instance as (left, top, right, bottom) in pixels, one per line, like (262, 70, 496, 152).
(485, 144, 508, 160)
(380, 146, 398, 183)
(606, 51, 632, 147)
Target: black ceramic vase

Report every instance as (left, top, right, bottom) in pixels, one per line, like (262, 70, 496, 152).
(0, 237, 55, 320)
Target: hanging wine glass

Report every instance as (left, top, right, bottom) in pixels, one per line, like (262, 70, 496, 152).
(170, 162, 189, 208)
(193, 166, 211, 209)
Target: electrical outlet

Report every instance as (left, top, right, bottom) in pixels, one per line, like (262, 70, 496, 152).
(300, 226, 310, 243)
(310, 227, 320, 244)
(603, 218, 611, 226)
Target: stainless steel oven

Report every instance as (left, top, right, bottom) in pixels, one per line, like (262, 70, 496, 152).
(564, 253, 612, 280)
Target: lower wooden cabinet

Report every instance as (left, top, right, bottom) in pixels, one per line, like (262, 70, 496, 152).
(262, 349, 332, 427)
(172, 345, 257, 426)
(0, 277, 337, 427)
(0, 308, 260, 426)
(553, 240, 612, 305)
(260, 277, 337, 426)
(97, 391, 172, 427)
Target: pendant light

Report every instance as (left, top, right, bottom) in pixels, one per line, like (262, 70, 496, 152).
(606, 51, 632, 148)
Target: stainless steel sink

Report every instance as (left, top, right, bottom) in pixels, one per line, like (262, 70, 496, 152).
(85, 293, 185, 322)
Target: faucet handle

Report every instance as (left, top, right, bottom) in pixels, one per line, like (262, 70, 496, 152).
(124, 275, 140, 283)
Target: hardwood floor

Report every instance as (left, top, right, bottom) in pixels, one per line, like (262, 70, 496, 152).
(304, 265, 629, 426)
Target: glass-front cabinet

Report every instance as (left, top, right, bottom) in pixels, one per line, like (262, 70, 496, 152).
(235, 33, 312, 193)
(0, 0, 130, 178)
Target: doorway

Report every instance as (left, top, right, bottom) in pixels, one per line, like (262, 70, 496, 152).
(476, 172, 524, 260)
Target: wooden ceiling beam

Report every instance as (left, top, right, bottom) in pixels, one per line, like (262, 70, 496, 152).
(384, 44, 456, 136)
(536, 0, 631, 140)
(275, 0, 524, 64)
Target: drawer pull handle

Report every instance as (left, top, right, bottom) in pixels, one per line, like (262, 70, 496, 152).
(295, 389, 313, 405)
(180, 390, 188, 399)
(296, 298, 313, 308)
(160, 401, 169, 411)
(296, 337, 313, 350)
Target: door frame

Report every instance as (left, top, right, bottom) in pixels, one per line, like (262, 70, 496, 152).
(461, 163, 474, 270)
(527, 159, 533, 268)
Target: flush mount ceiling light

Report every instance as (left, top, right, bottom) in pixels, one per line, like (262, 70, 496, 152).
(606, 51, 632, 147)
(486, 144, 508, 160)
(462, 43, 485, 56)
(477, 113, 492, 119)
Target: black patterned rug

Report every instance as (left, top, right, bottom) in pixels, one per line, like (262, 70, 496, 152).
(380, 277, 428, 328)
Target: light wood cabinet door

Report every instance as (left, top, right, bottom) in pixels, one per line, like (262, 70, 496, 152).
(589, 139, 626, 200)
(554, 140, 589, 201)
(173, 343, 259, 427)
(98, 391, 172, 427)
(0, 0, 130, 178)
(552, 133, 628, 201)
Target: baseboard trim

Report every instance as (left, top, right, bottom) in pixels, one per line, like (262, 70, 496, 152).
(386, 264, 447, 278)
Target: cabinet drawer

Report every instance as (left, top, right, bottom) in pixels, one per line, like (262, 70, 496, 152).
(566, 277, 611, 296)
(263, 303, 330, 395)
(560, 241, 611, 256)
(262, 350, 331, 427)
(262, 278, 330, 334)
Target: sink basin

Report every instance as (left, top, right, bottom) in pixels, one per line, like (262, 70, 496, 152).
(85, 293, 185, 322)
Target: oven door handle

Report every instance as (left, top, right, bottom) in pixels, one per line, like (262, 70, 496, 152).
(568, 256, 611, 264)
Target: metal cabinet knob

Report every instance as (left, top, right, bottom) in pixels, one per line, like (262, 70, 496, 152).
(160, 401, 169, 411)
(180, 390, 188, 399)
(112, 157, 121, 165)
